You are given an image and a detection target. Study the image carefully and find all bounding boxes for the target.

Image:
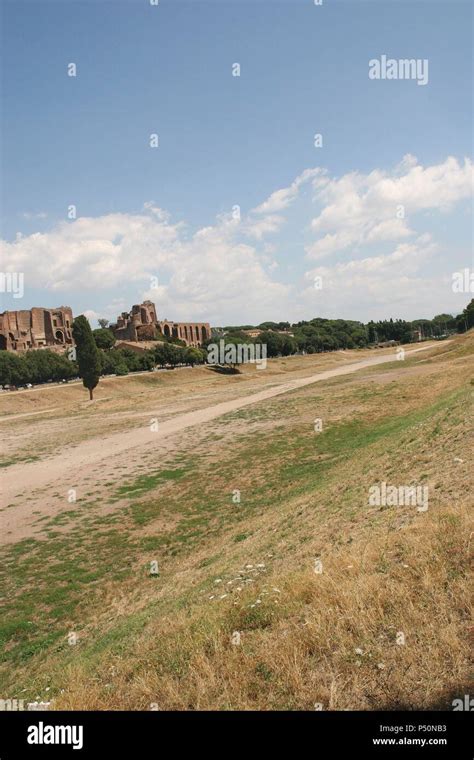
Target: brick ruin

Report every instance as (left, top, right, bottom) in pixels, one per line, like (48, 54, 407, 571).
(0, 301, 211, 352)
(110, 301, 211, 347)
(0, 307, 74, 352)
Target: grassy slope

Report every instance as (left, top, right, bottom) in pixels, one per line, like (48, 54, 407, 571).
(0, 334, 472, 709)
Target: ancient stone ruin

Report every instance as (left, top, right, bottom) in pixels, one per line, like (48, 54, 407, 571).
(109, 301, 210, 347)
(0, 300, 211, 352)
(0, 307, 74, 352)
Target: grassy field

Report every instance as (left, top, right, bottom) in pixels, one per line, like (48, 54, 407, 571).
(0, 334, 472, 710)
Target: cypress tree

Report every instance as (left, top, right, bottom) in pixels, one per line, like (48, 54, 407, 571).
(72, 315, 101, 400)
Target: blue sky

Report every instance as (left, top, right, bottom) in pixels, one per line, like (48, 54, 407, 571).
(1, 0, 472, 325)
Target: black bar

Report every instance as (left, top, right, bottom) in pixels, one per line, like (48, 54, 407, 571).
(0, 710, 471, 758)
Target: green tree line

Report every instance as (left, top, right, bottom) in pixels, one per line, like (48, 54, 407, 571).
(215, 300, 474, 357)
(1, 300, 472, 386)
(0, 339, 207, 387)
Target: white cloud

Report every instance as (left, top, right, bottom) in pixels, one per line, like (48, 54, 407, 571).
(306, 155, 473, 260)
(242, 214, 285, 240)
(252, 168, 322, 215)
(83, 309, 99, 323)
(242, 167, 323, 241)
(300, 236, 451, 320)
(142, 223, 291, 324)
(1, 211, 183, 291)
(1, 157, 471, 324)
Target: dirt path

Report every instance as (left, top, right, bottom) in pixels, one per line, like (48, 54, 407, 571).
(0, 345, 438, 545)
(0, 408, 59, 421)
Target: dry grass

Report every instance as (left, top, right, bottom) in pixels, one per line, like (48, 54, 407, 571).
(0, 342, 439, 463)
(1, 333, 472, 710)
(56, 501, 471, 711)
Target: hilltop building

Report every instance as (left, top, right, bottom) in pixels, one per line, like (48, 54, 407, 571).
(109, 301, 210, 348)
(0, 307, 74, 352)
(0, 300, 211, 353)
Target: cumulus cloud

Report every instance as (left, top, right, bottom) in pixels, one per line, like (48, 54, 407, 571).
(300, 235, 453, 320)
(1, 200, 292, 324)
(1, 157, 472, 323)
(142, 222, 291, 324)
(306, 155, 473, 260)
(242, 214, 285, 240)
(1, 210, 183, 291)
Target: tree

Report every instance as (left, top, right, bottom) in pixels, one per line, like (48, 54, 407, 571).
(456, 299, 474, 333)
(154, 343, 167, 368)
(258, 321, 279, 331)
(138, 351, 156, 371)
(166, 344, 182, 368)
(184, 347, 204, 367)
(154, 342, 183, 368)
(72, 315, 101, 400)
(115, 361, 129, 376)
(280, 335, 298, 355)
(93, 328, 115, 350)
(432, 313, 455, 332)
(98, 318, 109, 329)
(99, 348, 128, 376)
(25, 350, 77, 383)
(0, 352, 29, 386)
(367, 323, 377, 344)
(255, 331, 283, 357)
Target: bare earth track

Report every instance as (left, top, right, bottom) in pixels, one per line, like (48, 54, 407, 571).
(0, 343, 443, 544)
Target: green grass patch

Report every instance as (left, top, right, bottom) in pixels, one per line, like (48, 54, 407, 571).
(115, 467, 189, 498)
